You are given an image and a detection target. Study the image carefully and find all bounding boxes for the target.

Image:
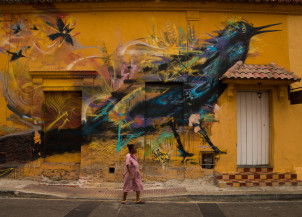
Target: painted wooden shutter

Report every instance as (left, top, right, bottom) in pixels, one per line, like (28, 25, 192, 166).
(237, 91, 269, 165)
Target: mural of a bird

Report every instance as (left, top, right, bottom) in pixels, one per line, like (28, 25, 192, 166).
(46, 17, 74, 46)
(31, 25, 39, 31)
(12, 22, 22, 34)
(6, 46, 30, 62)
(83, 20, 281, 159)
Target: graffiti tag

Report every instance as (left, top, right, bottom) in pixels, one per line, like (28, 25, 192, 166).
(152, 149, 170, 164)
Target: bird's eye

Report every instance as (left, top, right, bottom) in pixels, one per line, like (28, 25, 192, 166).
(241, 24, 246, 33)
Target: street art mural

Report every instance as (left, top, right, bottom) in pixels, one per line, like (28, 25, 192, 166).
(0, 13, 281, 175)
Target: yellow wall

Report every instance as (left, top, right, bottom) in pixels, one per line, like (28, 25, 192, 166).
(274, 15, 302, 178)
(0, 2, 301, 181)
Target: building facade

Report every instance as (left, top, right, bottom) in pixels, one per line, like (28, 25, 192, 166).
(0, 0, 302, 184)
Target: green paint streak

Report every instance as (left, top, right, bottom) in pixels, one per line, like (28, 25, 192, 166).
(179, 28, 183, 49)
(123, 118, 131, 129)
(179, 27, 194, 44)
(116, 116, 122, 152)
(144, 132, 174, 157)
(178, 56, 199, 74)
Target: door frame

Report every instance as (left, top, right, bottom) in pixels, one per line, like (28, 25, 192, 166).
(30, 71, 98, 166)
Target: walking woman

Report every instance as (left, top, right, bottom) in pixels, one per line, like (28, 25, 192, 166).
(121, 144, 145, 204)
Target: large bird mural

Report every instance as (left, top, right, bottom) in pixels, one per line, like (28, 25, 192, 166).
(82, 20, 281, 160)
(0, 16, 281, 165)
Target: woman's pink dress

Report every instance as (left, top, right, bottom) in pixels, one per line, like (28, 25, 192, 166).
(123, 153, 143, 192)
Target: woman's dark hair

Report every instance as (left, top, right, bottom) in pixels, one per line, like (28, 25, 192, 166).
(127, 144, 134, 152)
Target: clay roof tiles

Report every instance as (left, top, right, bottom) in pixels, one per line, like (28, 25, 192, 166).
(220, 61, 301, 81)
(2, 0, 302, 4)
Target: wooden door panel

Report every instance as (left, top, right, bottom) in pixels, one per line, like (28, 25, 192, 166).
(237, 91, 270, 166)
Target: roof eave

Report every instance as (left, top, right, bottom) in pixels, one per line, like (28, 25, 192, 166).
(220, 78, 300, 85)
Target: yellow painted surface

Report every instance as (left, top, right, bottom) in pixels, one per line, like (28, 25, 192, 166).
(44, 152, 81, 163)
(257, 15, 302, 177)
(0, 2, 301, 181)
(211, 90, 237, 172)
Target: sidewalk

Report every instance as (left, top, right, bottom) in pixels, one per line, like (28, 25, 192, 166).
(1, 177, 302, 201)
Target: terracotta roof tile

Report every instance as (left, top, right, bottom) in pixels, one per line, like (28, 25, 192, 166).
(220, 61, 301, 81)
(2, 0, 302, 4)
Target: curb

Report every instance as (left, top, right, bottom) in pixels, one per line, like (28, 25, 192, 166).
(187, 194, 302, 201)
(0, 190, 63, 199)
(1, 190, 302, 201)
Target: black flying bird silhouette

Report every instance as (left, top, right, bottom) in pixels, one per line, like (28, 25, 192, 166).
(82, 21, 280, 159)
(6, 46, 30, 62)
(12, 23, 22, 34)
(31, 25, 39, 31)
(47, 18, 74, 46)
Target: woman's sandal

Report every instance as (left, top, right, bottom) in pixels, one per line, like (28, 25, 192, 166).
(121, 200, 131, 205)
(136, 199, 145, 204)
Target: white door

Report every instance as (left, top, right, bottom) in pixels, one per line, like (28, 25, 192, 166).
(237, 91, 270, 166)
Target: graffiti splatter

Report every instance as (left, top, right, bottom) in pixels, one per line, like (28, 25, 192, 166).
(152, 148, 170, 164)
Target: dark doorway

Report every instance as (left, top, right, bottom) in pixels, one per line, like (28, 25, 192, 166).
(42, 91, 82, 158)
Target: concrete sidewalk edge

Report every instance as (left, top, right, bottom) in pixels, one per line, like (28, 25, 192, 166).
(0, 190, 64, 199)
(1, 190, 302, 201)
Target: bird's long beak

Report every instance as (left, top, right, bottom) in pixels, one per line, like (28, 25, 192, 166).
(253, 23, 281, 35)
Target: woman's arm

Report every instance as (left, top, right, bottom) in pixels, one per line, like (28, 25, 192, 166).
(126, 164, 135, 180)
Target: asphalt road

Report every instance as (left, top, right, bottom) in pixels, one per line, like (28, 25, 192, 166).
(0, 198, 301, 217)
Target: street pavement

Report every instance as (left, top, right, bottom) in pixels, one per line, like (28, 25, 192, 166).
(0, 198, 302, 217)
